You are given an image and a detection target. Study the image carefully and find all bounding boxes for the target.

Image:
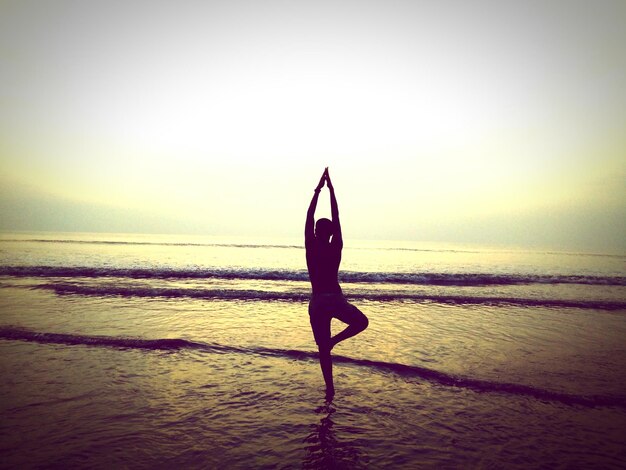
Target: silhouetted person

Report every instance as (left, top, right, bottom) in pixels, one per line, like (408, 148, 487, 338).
(305, 168, 369, 400)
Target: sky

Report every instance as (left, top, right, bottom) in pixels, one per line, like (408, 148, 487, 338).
(1, 0, 624, 252)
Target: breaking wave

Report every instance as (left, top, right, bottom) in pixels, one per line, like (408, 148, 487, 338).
(1, 327, 624, 408)
(28, 282, 626, 310)
(2, 265, 624, 287)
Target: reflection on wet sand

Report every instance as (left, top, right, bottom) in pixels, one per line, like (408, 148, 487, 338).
(302, 402, 365, 469)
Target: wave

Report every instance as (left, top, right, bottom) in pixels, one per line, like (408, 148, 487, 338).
(2, 265, 624, 287)
(25, 283, 626, 310)
(0, 238, 484, 255)
(0, 238, 302, 250)
(2, 237, 624, 259)
(1, 327, 624, 408)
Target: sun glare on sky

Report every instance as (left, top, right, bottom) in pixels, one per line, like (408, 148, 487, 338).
(0, 0, 624, 251)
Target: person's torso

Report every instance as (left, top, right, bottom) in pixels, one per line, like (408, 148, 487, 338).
(306, 241, 342, 294)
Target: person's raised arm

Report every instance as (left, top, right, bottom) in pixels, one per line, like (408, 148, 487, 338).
(305, 169, 327, 245)
(326, 170, 343, 248)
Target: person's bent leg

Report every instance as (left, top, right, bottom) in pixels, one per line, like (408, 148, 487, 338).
(331, 303, 368, 350)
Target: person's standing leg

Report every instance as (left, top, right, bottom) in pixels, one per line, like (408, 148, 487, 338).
(310, 299, 335, 399)
(318, 345, 334, 400)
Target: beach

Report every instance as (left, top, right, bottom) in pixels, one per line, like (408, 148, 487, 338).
(1, 232, 625, 468)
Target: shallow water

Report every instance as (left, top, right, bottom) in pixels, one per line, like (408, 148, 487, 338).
(1, 232, 625, 468)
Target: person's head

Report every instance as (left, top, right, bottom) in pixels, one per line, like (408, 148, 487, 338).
(315, 218, 334, 243)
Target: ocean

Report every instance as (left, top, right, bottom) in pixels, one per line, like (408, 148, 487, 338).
(1, 232, 625, 468)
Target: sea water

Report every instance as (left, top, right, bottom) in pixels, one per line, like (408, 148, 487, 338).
(0, 232, 625, 468)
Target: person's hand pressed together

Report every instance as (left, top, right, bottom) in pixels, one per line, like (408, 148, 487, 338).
(315, 168, 328, 192)
(325, 168, 334, 191)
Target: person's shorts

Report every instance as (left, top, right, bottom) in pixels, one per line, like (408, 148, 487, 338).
(308, 293, 365, 347)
